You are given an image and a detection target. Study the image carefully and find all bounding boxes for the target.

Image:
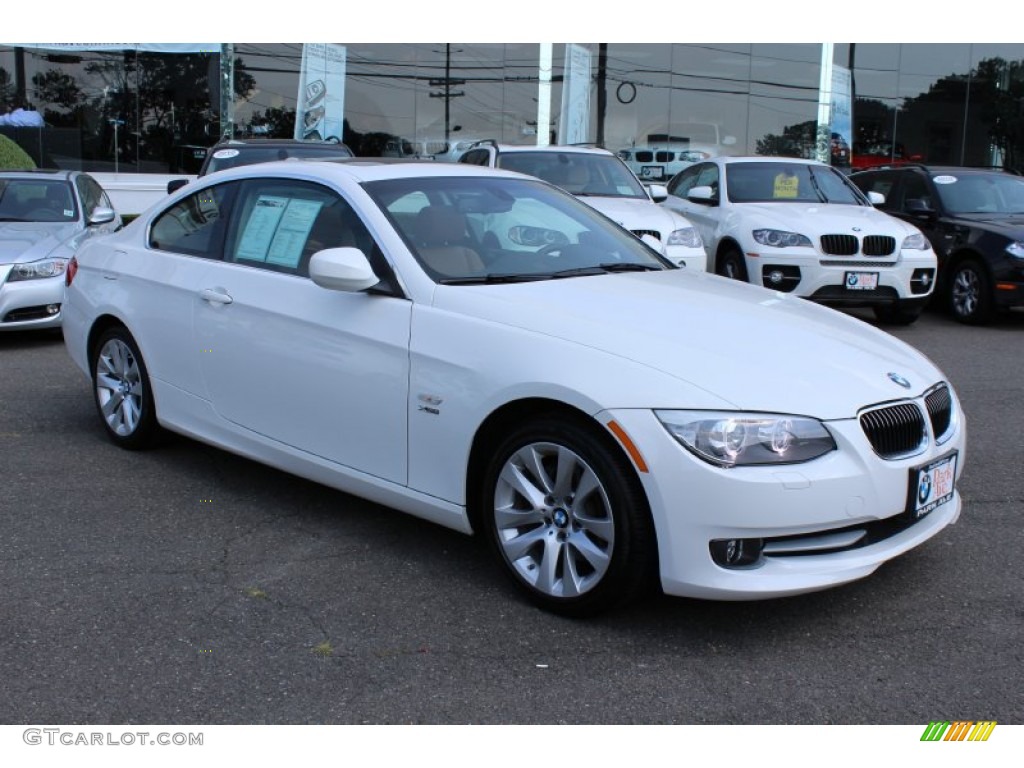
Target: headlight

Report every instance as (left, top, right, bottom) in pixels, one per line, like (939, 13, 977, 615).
(667, 227, 702, 248)
(752, 229, 812, 248)
(1005, 241, 1024, 259)
(7, 257, 69, 282)
(655, 410, 836, 468)
(901, 232, 929, 250)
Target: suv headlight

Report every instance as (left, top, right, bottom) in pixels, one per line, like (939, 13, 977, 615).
(655, 410, 836, 468)
(667, 226, 702, 248)
(7, 257, 69, 282)
(1005, 241, 1024, 259)
(901, 232, 929, 250)
(752, 229, 812, 248)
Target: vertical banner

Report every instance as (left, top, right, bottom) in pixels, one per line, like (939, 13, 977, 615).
(558, 44, 592, 145)
(295, 44, 347, 143)
(830, 65, 852, 169)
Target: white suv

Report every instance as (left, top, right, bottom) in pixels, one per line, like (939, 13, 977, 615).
(459, 142, 706, 270)
(662, 157, 938, 324)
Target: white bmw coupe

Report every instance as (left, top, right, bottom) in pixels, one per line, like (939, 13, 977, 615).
(63, 158, 965, 616)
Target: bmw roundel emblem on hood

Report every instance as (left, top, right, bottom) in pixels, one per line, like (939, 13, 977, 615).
(888, 372, 912, 389)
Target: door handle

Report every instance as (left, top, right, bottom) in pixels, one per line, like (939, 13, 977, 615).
(199, 288, 233, 305)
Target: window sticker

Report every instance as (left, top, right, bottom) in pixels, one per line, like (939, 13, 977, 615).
(212, 149, 240, 159)
(236, 196, 288, 262)
(266, 198, 322, 267)
(933, 175, 958, 185)
(235, 195, 323, 269)
(773, 171, 800, 198)
(63, 209, 74, 217)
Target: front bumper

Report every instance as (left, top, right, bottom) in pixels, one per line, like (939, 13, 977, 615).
(665, 243, 708, 271)
(0, 267, 65, 331)
(600, 388, 966, 600)
(743, 248, 936, 304)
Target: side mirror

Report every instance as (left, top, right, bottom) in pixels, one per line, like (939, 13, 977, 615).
(687, 185, 717, 205)
(867, 191, 886, 206)
(87, 207, 117, 226)
(309, 248, 380, 292)
(167, 178, 189, 195)
(647, 183, 668, 203)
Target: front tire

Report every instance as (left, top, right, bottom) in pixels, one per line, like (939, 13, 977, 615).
(948, 259, 994, 324)
(716, 247, 748, 282)
(91, 327, 161, 449)
(480, 414, 656, 617)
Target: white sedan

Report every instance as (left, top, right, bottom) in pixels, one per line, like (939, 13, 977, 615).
(63, 159, 965, 616)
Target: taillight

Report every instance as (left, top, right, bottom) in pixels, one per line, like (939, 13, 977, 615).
(65, 256, 78, 286)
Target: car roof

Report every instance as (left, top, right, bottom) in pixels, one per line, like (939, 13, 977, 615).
(714, 156, 829, 167)
(196, 156, 534, 185)
(850, 164, 1018, 177)
(211, 138, 346, 149)
(472, 142, 616, 157)
(0, 169, 76, 181)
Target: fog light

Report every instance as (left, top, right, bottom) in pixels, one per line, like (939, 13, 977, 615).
(710, 538, 763, 568)
(46, 304, 60, 315)
(768, 269, 784, 285)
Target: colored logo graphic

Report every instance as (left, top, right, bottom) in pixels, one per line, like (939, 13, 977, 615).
(920, 721, 997, 742)
(918, 472, 933, 505)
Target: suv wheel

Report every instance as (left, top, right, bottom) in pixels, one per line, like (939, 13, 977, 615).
(948, 259, 994, 324)
(716, 247, 748, 282)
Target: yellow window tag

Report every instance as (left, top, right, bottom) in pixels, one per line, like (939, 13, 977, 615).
(773, 173, 799, 199)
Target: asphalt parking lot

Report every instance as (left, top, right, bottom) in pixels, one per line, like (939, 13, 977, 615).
(1, 308, 1021, 725)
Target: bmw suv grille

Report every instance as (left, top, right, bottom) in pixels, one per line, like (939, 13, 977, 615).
(862, 235, 896, 256)
(821, 234, 859, 256)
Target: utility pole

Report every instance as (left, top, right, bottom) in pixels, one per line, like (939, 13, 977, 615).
(429, 44, 465, 142)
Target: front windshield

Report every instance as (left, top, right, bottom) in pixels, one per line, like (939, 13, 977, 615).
(0, 179, 78, 222)
(206, 144, 354, 174)
(497, 152, 648, 199)
(726, 162, 866, 205)
(364, 176, 671, 283)
(932, 172, 1024, 215)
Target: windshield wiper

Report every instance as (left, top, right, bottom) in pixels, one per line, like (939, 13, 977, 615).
(437, 273, 554, 285)
(806, 170, 829, 203)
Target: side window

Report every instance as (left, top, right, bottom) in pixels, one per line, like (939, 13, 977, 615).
(695, 164, 720, 197)
(76, 177, 99, 214)
(855, 173, 896, 209)
(666, 164, 702, 197)
(224, 179, 374, 278)
(150, 183, 236, 258)
(459, 149, 491, 166)
(901, 173, 932, 211)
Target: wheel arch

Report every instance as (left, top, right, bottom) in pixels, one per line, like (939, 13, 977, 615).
(940, 247, 991, 291)
(714, 237, 745, 270)
(87, 313, 136, 364)
(464, 397, 649, 536)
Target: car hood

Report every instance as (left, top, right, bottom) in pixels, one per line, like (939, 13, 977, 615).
(431, 270, 944, 419)
(735, 202, 921, 238)
(947, 212, 1024, 238)
(0, 221, 80, 264)
(581, 196, 692, 236)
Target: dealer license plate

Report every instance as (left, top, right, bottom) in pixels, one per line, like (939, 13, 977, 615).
(908, 452, 958, 519)
(845, 271, 879, 290)
(640, 165, 665, 181)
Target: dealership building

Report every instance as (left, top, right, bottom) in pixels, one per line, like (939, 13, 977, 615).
(1, 43, 1021, 211)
